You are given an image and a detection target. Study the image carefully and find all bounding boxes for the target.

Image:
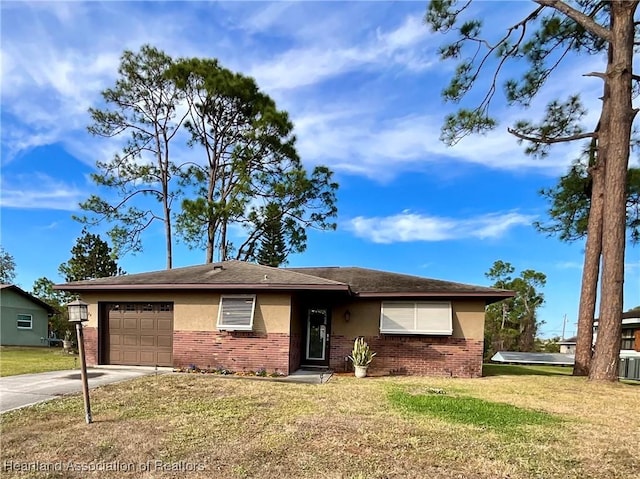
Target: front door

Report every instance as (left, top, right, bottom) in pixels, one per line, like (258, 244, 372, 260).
(304, 308, 329, 366)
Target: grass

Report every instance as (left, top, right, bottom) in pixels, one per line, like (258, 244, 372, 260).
(483, 362, 640, 385)
(0, 346, 78, 377)
(1, 372, 639, 478)
(388, 388, 559, 433)
(482, 363, 574, 377)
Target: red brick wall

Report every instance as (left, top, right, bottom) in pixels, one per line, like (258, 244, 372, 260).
(330, 334, 484, 378)
(173, 330, 290, 375)
(289, 333, 301, 373)
(82, 326, 98, 366)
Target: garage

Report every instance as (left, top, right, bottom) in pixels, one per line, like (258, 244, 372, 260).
(105, 302, 173, 366)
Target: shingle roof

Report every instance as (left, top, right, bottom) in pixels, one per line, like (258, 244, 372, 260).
(55, 261, 513, 303)
(0, 284, 57, 314)
(55, 260, 348, 292)
(286, 266, 513, 300)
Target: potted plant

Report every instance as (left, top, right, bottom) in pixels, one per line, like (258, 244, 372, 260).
(62, 330, 73, 351)
(348, 337, 376, 378)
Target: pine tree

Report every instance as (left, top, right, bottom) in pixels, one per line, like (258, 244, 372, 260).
(256, 203, 288, 267)
(0, 246, 16, 284)
(59, 228, 122, 282)
(425, 0, 638, 381)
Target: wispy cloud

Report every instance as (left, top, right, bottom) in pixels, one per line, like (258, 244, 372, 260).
(248, 14, 435, 91)
(346, 210, 536, 244)
(625, 260, 640, 271)
(293, 107, 577, 180)
(556, 261, 584, 270)
(0, 174, 86, 211)
(0, 1, 604, 181)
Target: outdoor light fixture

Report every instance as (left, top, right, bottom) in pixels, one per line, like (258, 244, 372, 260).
(67, 299, 92, 424)
(344, 310, 351, 322)
(67, 299, 89, 323)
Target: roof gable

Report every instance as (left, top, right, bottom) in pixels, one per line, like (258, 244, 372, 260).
(0, 284, 57, 314)
(55, 261, 349, 292)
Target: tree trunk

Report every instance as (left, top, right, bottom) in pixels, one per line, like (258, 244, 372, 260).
(574, 78, 611, 376)
(220, 216, 228, 261)
(164, 205, 173, 269)
(573, 163, 603, 375)
(589, 1, 636, 381)
(206, 219, 215, 264)
(163, 176, 173, 270)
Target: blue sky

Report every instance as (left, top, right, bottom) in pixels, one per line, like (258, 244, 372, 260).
(1, 1, 638, 339)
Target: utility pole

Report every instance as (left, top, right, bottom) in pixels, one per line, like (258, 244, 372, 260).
(561, 313, 567, 340)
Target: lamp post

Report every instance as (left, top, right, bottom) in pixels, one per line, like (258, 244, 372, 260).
(67, 299, 92, 424)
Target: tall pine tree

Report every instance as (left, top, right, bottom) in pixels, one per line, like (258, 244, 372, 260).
(425, 0, 638, 381)
(256, 203, 288, 267)
(59, 228, 122, 282)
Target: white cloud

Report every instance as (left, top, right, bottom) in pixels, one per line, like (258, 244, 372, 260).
(556, 261, 584, 270)
(346, 211, 536, 244)
(625, 260, 640, 271)
(0, 1, 608, 182)
(293, 107, 577, 180)
(0, 2, 203, 165)
(248, 14, 434, 91)
(0, 174, 86, 211)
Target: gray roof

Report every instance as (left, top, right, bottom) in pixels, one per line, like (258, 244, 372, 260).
(558, 336, 577, 344)
(0, 284, 57, 314)
(491, 351, 575, 365)
(55, 261, 513, 302)
(55, 261, 348, 292)
(286, 266, 513, 300)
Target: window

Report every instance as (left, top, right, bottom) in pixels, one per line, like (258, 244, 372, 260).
(17, 314, 33, 329)
(380, 302, 452, 335)
(621, 329, 635, 351)
(217, 296, 256, 331)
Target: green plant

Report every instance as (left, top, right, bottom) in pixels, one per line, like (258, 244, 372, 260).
(348, 337, 376, 367)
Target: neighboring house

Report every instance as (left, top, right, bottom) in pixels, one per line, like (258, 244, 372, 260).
(591, 311, 640, 380)
(617, 312, 640, 380)
(593, 310, 640, 358)
(618, 311, 640, 358)
(55, 261, 513, 378)
(558, 336, 577, 354)
(0, 284, 56, 346)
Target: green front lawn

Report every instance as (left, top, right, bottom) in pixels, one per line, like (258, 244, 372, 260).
(1, 372, 638, 478)
(482, 362, 574, 377)
(0, 346, 78, 377)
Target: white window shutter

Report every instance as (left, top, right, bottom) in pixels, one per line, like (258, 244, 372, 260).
(217, 296, 255, 331)
(380, 302, 452, 335)
(381, 303, 415, 332)
(415, 302, 452, 334)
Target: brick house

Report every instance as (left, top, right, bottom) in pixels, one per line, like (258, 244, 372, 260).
(55, 261, 513, 378)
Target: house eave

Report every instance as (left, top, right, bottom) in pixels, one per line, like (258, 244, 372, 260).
(355, 291, 515, 299)
(1, 284, 58, 314)
(54, 283, 351, 292)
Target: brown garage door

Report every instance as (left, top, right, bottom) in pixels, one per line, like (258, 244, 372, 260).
(106, 302, 173, 366)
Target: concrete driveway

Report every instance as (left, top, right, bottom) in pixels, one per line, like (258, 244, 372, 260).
(0, 366, 169, 413)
